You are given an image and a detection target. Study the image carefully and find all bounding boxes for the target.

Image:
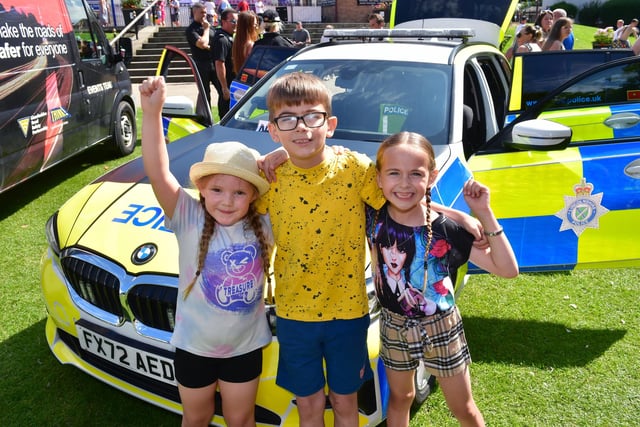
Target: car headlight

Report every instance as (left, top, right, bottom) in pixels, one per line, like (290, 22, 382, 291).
(45, 212, 61, 257)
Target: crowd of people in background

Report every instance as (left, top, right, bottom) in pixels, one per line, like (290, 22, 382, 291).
(506, 8, 640, 61)
(184, 1, 314, 120)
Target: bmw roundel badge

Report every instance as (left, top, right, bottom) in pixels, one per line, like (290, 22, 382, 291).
(131, 243, 158, 265)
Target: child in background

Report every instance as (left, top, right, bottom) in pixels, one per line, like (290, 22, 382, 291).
(366, 131, 518, 427)
(139, 76, 273, 427)
(170, 0, 180, 27)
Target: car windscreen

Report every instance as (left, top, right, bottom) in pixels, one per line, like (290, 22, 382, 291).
(225, 59, 452, 145)
(514, 50, 633, 113)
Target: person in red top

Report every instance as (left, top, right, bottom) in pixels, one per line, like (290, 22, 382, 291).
(237, 0, 249, 12)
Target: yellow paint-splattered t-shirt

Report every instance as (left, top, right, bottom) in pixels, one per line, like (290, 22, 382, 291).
(257, 151, 385, 321)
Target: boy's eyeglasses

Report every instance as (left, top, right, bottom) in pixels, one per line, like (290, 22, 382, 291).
(227, 19, 237, 24)
(273, 112, 327, 131)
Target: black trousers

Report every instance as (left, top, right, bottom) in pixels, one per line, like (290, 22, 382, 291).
(193, 59, 215, 106)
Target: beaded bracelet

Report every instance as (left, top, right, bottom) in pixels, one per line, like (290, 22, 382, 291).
(483, 227, 504, 237)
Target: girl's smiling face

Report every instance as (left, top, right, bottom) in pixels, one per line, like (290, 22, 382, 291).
(376, 143, 437, 224)
(197, 174, 258, 226)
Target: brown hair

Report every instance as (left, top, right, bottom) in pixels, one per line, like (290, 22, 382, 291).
(182, 193, 272, 300)
(376, 131, 436, 256)
(518, 23, 542, 42)
(542, 17, 572, 50)
(232, 12, 259, 74)
(266, 72, 332, 121)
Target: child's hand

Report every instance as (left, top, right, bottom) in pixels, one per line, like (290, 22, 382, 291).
(139, 76, 166, 115)
(258, 147, 289, 182)
(463, 178, 491, 215)
(330, 145, 350, 155)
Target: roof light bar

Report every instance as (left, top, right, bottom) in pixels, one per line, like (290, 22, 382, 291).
(322, 28, 476, 41)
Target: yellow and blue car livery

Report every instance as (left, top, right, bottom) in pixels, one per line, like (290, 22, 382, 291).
(40, 1, 640, 424)
(505, 49, 634, 126)
(470, 54, 640, 272)
(469, 143, 640, 272)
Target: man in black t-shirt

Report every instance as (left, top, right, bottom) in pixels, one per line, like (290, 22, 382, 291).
(211, 8, 238, 120)
(185, 3, 215, 105)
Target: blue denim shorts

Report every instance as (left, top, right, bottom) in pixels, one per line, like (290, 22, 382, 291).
(275, 315, 373, 397)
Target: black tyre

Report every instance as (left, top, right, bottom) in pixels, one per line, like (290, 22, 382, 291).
(412, 360, 436, 409)
(111, 101, 136, 156)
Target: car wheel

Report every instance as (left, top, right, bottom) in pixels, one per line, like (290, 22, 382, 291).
(111, 101, 136, 156)
(412, 360, 435, 409)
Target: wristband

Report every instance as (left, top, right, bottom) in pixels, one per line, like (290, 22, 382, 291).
(483, 227, 504, 237)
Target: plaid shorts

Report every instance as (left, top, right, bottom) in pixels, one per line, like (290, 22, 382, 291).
(380, 305, 471, 377)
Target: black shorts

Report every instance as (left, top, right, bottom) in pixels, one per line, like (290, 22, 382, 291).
(174, 347, 263, 388)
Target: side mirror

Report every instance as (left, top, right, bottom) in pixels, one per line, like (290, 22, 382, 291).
(163, 96, 195, 116)
(507, 119, 572, 151)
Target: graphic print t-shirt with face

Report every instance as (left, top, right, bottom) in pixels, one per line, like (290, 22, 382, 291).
(366, 203, 473, 318)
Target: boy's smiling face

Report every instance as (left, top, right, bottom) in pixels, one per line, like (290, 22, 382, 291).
(268, 102, 337, 169)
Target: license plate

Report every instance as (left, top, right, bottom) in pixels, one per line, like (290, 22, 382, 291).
(76, 323, 176, 386)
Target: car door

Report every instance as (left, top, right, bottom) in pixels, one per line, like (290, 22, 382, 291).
(468, 57, 640, 272)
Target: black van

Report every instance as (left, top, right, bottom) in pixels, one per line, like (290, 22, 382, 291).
(0, 0, 136, 193)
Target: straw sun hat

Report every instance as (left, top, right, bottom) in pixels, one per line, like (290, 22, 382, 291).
(189, 141, 270, 196)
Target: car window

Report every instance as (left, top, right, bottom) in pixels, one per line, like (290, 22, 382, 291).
(236, 46, 296, 86)
(226, 59, 452, 145)
(511, 50, 633, 114)
(538, 60, 640, 144)
(394, 0, 515, 26)
(477, 54, 509, 129)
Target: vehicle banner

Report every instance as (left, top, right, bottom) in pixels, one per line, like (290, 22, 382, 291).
(0, 0, 76, 188)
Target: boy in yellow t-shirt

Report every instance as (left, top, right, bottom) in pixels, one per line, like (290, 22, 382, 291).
(256, 72, 383, 425)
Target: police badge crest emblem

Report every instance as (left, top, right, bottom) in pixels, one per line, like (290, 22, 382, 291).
(555, 178, 609, 237)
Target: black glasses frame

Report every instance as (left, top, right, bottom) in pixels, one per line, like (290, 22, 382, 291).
(273, 112, 328, 131)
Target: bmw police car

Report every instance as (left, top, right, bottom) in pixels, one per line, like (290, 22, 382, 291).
(40, 0, 640, 425)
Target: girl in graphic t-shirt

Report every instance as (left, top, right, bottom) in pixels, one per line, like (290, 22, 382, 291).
(366, 131, 518, 427)
(139, 76, 273, 426)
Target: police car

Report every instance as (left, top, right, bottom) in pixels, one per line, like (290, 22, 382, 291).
(40, 1, 640, 425)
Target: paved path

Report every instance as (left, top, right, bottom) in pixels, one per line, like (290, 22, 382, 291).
(129, 26, 215, 111)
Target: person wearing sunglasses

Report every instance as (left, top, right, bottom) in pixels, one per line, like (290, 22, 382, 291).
(253, 9, 295, 48)
(186, 3, 216, 106)
(505, 24, 542, 61)
(212, 8, 238, 120)
(534, 9, 554, 47)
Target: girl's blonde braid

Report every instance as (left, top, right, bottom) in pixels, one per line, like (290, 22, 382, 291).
(183, 196, 216, 299)
(422, 187, 433, 295)
(245, 203, 273, 304)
